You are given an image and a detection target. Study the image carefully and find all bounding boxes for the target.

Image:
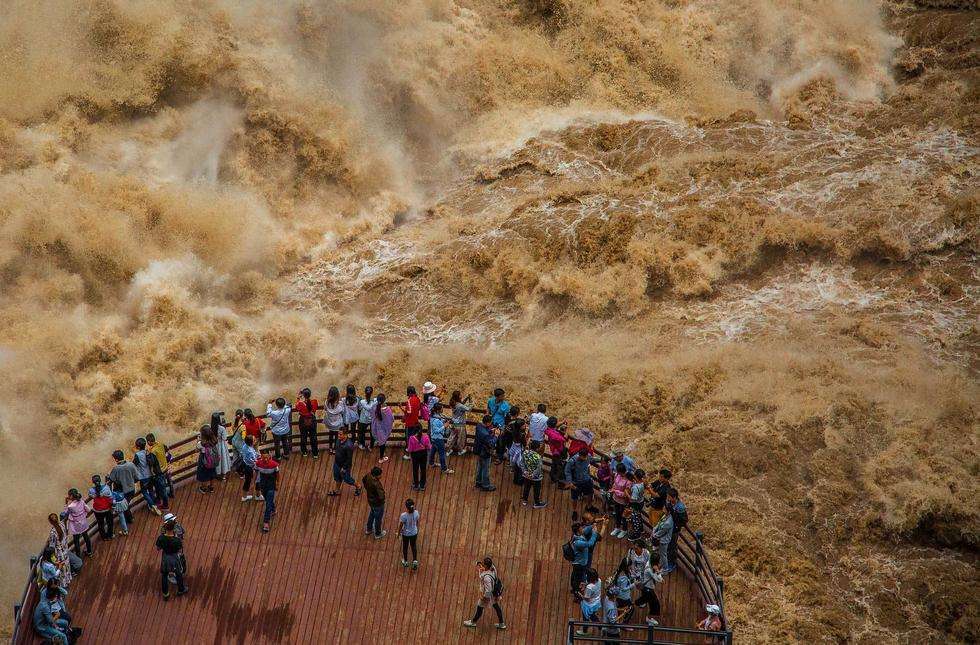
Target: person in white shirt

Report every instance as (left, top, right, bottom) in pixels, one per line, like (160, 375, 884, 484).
(323, 386, 345, 454)
(528, 403, 549, 443)
(357, 386, 377, 451)
(575, 570, 602, 636)
(264, 398, 292, 461)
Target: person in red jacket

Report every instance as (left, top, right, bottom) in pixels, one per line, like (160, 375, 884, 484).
(295, 388, 320, 459)
(567, 427, 595, 458)
(400, 385, 422, 461)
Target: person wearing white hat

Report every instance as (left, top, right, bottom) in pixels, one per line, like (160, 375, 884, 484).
(697, 604, 723, 632)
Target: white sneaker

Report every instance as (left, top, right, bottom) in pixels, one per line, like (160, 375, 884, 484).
(255, 495, 265, 501)
(241, 495, 253, 502)
(646, 618, 659, 626)
(463, 620, 476, 628)
(494, 623, 507, 630)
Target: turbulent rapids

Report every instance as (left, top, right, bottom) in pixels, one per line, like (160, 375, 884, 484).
(0, 0, 977, 641)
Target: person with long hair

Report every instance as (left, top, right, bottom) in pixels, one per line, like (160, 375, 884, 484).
(295, 387, 320, 459)
(88, 475, 114, 541)
(62, 489, 92, 557)
(357, 385, 376, 451)
(447, 390, 472, 456)
(634, 546, 663, 626)
(463, 556, 506, 630)
(210, 412, 232, 480)
(46, 514, 74, 587)
(400, 385, 422, 460)
(398, 498, 420, 570)
(241, 408, 266, 444)
(196, 424, 218, 494)
(371, 393, 394, 463)
(608, 558, 635, 623)
(407, 426, 431, 491)
(343, 384, 359, 446)
(323, 386, 344, 455)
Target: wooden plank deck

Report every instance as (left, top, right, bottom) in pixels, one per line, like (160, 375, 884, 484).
(20, 451, 702, 644)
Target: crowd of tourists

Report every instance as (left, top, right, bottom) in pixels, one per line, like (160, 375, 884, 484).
(33, 381, 724, 643)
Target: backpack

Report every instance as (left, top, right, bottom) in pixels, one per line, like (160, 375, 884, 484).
(146, 451, 163, 476)
(201, 444, 217, 469)
(492, 574, 504, 598)
(561, 540, 576, 562)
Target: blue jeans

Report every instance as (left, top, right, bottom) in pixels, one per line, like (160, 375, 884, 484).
(475, 455, 491, 488)
(428, 438, 448, 470)
(263, 488, 276, 523)
(333, 463, 355, 485)
(152, 474, 169, 507)
(138, 477, 157, 507)
(36, 619, 69, 644)
(366, 504, 384, 536)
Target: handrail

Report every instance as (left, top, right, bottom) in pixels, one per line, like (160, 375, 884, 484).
(12, 402, 729, 643)
(566, 620, 732, 645)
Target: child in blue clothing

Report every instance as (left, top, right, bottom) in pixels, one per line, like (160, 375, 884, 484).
(427, 404, 454, 474)
(110, 481, 129, 535)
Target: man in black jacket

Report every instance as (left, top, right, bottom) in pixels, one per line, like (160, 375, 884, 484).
(473, 415, 497, 492)
(329, 429, 362, 497)
(362, 467, 386, 539)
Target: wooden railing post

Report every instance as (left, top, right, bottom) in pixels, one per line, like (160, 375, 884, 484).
(695, 530, 704, 580)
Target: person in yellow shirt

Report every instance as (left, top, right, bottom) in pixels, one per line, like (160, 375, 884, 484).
(146, 433, 172, 500)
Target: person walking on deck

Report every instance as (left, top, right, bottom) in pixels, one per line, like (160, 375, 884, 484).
(295, 387, 320, 459)
(328, 429, 363, 497)
(132, 437, 161, 514)
(427, 403, 454, 474)
(448, 390, 472, 455)
(89, 475, 114, 541)
(362, 466, 386, 539)
(463, 557, 506, 630)
(520, 440, 547, 508)
(473, 415, 497, 492)
(265, 397, 293, 461)
(156, 521, 188, 600)
(372, 393, 394, 463)
(108, 450, 138, 524)
(635, 554, 664, 626)
(357, 386, 377, 451)
(323, 386, 344, 455)
(398, 498, 420, 570)
(62, 489, 92, 558)
(400, 385, 422, 460)
(255, 449, 280, 533)
(407, 427, 431, 491)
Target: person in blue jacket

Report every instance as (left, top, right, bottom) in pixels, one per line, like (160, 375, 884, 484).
(33, 582, 76, 644)
(570, 521, 599, 595)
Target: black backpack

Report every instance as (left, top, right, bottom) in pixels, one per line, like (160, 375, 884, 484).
(673, 506, 689, 531)
(492, 574, 504, 598)
(561, 540, 576, 562)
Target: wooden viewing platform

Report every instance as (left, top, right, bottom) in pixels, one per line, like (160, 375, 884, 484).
(13, 412, 731, 644)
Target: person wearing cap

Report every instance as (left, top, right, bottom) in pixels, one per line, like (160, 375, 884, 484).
(160, 512, 186, 585)
(156, 519, 188, 600)
(698, 604, 723, 632)
(421, 381, 440, 411)
(295, 388, 320, 459)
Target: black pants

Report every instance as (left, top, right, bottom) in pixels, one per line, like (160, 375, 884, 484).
(613, 502, 626, 530)
(357, 422, 372, 448)
(401, 534, 418, 561)
(570, 563, 588, 594)
(404, 424, 420, 448)
(410, 451, 427, 488)
(94, 510, 113, 539)
(495, 430, 513, 461)
(73, 532, 92, 556)
(512, 464, 524, 485)
(298, 417, 318, 456)
(161, 569, 187, 595)
(242, 465, 258, 492)
(273, 433, 291, 459)
(550, 453, 566, 483)
(326, 428, 340, 452)
(636, 587, 661, 617)
(378, 443, 387, 459)
(471, 602, 504, 624)
(522, 479, 542, 504)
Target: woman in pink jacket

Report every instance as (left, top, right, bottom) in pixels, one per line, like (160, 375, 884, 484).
(63, 488, 92, 557)
(407, 427, 431, 491)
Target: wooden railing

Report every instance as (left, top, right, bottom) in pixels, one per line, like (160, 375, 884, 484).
(566, 620, 732, 645)
(11, 404, 730, 643)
